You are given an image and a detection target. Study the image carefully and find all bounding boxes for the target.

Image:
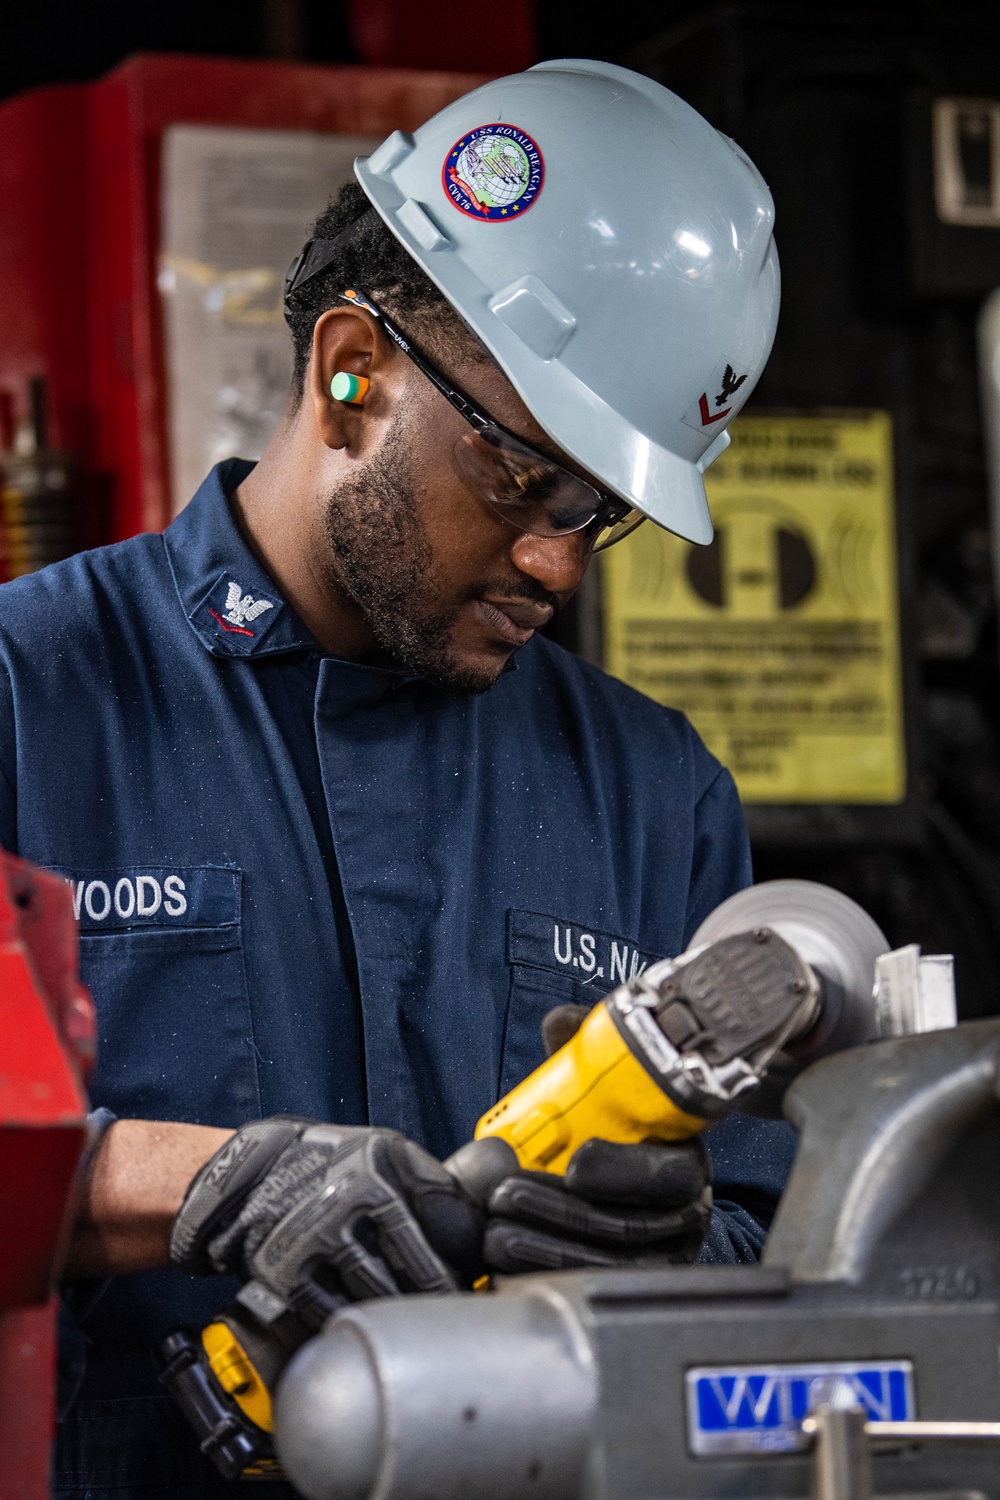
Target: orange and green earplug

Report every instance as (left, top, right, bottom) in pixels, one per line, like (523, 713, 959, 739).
(330, 372, 369, 404)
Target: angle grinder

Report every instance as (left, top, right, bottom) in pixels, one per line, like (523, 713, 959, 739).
(450, 879, 893, 1188)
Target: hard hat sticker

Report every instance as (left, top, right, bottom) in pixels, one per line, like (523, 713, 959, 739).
(682, 359, 751, 432)
(443, 125, 544, 221)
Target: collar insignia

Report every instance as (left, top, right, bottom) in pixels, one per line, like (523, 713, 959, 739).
(221, 581, 274, 631)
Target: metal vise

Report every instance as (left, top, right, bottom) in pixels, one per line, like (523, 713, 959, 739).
(273, 1019, 1000, 1500)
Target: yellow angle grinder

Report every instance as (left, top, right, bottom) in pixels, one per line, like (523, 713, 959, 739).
(162, 879, 898, 1478)
(464, 878, 891, 1174)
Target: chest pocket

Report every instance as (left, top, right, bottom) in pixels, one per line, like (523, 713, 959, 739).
(498, 908, 662, 1098)
(62, 864, 261, 1128)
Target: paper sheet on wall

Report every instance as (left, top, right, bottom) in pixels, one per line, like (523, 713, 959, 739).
(602, 412, 906, 804)
(159, 124, 380, 516)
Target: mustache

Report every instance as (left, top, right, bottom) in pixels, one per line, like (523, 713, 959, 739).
(466, 577, 561, 613)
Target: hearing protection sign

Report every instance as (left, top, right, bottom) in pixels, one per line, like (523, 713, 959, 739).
(602, 412, 905, 803)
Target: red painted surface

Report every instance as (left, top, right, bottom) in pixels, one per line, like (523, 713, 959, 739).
(0, 1303, 59, 1500)
(348, 0, 536, 73)
(0, 852, 94, 1497)
(0, 87, 93, 459)
(0, 56, 490, 547)
(0, 855, 93, 1308)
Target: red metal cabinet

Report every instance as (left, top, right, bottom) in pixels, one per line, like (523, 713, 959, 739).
(0, 56, 487, 544)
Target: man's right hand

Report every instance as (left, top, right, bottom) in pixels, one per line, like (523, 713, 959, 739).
(169, 1119, 485, 1329)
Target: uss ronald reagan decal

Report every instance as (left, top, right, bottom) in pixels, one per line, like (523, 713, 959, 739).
(443, 124, 544, 221)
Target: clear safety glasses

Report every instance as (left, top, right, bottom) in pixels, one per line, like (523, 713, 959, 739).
(340, 290, 646, 553)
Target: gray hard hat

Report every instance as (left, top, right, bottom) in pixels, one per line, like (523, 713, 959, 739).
(355, 59, 779, 544)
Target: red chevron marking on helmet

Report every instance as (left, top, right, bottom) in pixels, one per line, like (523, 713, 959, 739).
(698, 393, 731, 425)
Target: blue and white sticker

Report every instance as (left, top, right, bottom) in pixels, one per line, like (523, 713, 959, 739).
(442, 124, 544, 221)
(686, 1360, 915, 1456)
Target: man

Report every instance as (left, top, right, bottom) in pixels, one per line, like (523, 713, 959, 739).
(0, 60, 787, 1498)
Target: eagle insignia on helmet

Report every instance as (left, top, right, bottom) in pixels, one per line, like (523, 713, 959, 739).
(717, 365, 748, 406)
(682, 357, 753, 434)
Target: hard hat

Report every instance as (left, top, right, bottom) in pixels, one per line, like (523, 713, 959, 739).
(354, 59, 779, 544)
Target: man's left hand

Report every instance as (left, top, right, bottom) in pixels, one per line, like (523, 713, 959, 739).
(479, 1136, 711, 1273)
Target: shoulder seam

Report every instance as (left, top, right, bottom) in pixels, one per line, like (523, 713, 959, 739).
(694, 760, 731, 812)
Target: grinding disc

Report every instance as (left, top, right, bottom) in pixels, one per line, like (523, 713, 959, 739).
(690, 879, 890, 1060)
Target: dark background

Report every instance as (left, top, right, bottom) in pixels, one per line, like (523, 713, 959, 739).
(0, 0, 992, 100)
(2, 1, 703, 96)
(3, 0, 1000, 1014)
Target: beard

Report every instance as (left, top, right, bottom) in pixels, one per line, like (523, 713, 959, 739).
(319, 411, 512, 694)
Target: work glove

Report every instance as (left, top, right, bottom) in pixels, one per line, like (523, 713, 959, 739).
(447, 1003, 713, 1274)
(170, 1118, 485, 1329)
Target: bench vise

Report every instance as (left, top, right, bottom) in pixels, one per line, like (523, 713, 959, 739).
(274, 1017, 1000, 1500)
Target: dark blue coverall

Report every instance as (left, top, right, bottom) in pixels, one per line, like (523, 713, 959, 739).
(0, 460, 796, 1497)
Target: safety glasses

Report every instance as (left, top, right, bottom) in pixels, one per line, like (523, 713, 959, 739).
(339, 290, 646, 553)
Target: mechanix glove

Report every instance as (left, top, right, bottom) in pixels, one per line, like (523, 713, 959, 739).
(446, 1004, 713, 1275)
(170, 1119, 485, 1330)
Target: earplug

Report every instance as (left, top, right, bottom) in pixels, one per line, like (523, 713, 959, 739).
(330, 372, 369, 404)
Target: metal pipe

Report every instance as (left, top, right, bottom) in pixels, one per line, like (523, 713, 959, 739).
(808, 1406, 872, 1500)
(804, 1417, 1000, 1444)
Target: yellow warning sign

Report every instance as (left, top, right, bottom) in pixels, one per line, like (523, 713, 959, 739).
(601, 412, 905, 803)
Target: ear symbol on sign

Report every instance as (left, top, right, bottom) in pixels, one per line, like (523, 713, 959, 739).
(330, 372, 369, 404)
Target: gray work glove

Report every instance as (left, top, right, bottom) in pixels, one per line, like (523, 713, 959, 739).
(170, 1118, 485, 1329)
(447, 1003, 713, 1274)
